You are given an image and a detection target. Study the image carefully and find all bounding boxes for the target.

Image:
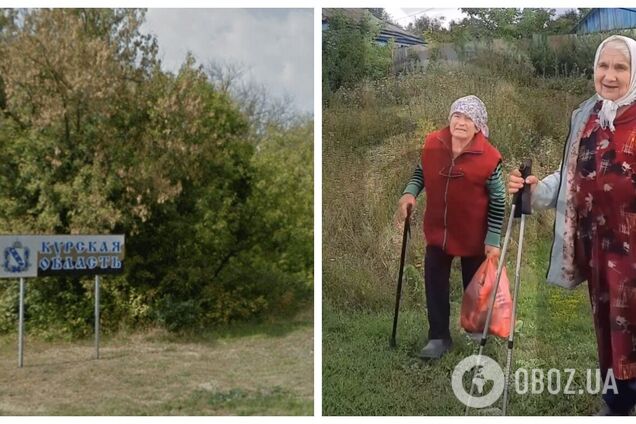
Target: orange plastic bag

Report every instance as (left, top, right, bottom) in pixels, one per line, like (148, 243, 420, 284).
(460, 256, 512, 338)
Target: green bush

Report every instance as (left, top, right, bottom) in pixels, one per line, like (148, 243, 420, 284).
(528, 33, 599, 79)
(468, 42, 535, 84)
(527, 30, 636, 79)
(322, 12, 392, 101)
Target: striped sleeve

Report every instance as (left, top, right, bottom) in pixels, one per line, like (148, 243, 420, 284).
(485, 161, 506, 247)
(402, 163, 425, 197)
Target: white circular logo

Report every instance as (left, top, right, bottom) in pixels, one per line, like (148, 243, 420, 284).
(452, 354, 505, 408)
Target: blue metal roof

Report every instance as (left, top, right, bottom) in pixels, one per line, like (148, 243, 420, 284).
(322, 9, 425, 47)
(377, 29, 425, 46)
(575, 8, 636, 34)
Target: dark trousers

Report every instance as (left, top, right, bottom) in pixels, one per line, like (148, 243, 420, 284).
(424, 245, 485, 340)
(603, 378, 636, 414)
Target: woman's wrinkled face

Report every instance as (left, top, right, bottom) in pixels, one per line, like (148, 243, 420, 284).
(595, 46, 631, 101)
(449, 112, 479, 141)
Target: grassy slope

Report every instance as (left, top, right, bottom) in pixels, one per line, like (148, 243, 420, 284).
(323, 65, 601, 415)
(0, 315, 313, 416)
(323, 238, 598, 416)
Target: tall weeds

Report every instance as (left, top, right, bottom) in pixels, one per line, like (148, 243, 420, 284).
(323, 64, 591, 311)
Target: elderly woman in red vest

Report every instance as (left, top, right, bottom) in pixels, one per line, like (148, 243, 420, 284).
(509, 35, 636, 415)
(398, 95, 506, 359)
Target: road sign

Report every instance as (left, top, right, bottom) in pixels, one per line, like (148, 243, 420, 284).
(0, 235, 125, 278)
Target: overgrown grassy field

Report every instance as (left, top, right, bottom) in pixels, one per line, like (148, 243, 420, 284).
(0, 313, 313, 415)
(323, 63, 602, 415)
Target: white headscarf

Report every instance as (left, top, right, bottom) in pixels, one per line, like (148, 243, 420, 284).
(594, 35, 636, 132)
(448, 95, 489, 137)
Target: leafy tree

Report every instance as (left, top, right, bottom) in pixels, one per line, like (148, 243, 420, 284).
(323, 12, 392, 96)
(444, 8, 585, 41)
(366, 8, 394, 24)
(406, 15, 453, 43)
(406, 15, 444, 34)
(516, 8, 555, 36)
(546, 9, 579, 34)
(458, 8, 520, 40)
(0, 8, 313, 335)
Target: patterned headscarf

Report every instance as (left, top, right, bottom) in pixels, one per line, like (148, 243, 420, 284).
(594, 35, 636, 132)
(448, 95, 489, 137)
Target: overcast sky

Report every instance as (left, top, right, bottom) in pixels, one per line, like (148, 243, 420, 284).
(141, 9, 313, 115)
(385, 8, 466, 28)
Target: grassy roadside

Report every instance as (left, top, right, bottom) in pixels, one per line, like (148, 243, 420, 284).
(0, 314, 313, 415)
(322, 240, 600, 415)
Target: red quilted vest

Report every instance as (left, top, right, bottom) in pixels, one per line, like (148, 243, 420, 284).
(421, 127, 502, 257)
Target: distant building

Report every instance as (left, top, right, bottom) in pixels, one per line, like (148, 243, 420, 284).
(322, 8, 425, 47)
(574, 8, 636, 34)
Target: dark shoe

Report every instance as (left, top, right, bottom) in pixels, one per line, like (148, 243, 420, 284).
(595, 404, 630, 416)
(418, 338, 452, 359)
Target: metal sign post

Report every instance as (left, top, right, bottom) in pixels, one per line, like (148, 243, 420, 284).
(1, 234, 125, 368)
(94, 275, 100, 359)
(18, 277, 25, 368)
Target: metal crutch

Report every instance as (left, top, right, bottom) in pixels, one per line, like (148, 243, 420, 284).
(464, 159, 532, 416)
(502, 159, 533, 415)
(390, 204, 412, 348)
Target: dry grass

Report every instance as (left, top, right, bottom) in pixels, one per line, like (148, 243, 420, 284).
(0, 316, 313, 415)
(323, 64, 588, 312)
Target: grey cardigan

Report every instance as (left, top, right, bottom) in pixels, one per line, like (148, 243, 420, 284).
(532, 95, 597, 289)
